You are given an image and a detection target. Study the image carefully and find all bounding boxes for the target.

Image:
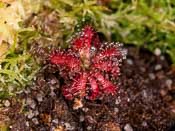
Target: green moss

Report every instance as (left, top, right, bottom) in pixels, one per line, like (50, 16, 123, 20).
(0, 29, 40, 97)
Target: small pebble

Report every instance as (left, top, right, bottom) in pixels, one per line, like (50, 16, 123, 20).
(82, 107, 89, 112)
(166, 79, 173, 89)
(124, 123, 133, 131)
(114, 107, 119, 113)
(25, 121, 30, 127)
(126, 59, 133, 65)
(64, 123, 74, 130)
(26, 97, 36, 109)
(52, 119, 59, 124)
(154, 48, 161, 56)
(155, 64, 162, 71)
(160, 89, 167, 97)
(32, 118, 39, 125)
(30, 102, 36, 109)
(115, 98, 121, 105)
(127, 98, 130, 102)
(50, 79, 57, 84)
(27, 110, 34, 119)
(142, 121, 147, 127)
(36, 94, 43, 102)
(4, 100, 10, 107)
(80, 115, 85, 122)
(170, 101, 175, 114)
(142, 90, 148, 98)
(50, 91, 56, 97)
(33, 110, 39, 116)
(140, 67, 146, 72)
(87, 126, 92, 130)
(160, 56, 165, 60)
(148, 73, 156, 80)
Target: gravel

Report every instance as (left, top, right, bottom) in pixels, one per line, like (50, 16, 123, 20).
(27, 110, 34, 119)
(64, 122, 74, 130)
(148, 73, 156, 80)
(25, 121, 30, 127)
(155, 64, 162, 71)
(154, 48, 161, 56)
(4, 100, 10, 107)
(166, 79, 173, 89)
(36, 93, 43, 102)
(32, 118, 39, 125)
(52, 119, 59, 124)
(115, 97, 121, 105)
(124, 123, 133, 131)
(126, 59, 133, 65)
(114, 107, 119, 113)
(80, 115, 85, 122)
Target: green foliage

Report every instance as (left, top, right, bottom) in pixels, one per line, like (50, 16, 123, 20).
(49, 0, 112, 39)
(49, 0, 175, 63)
(110, 0, 175, 63)
(0, 29, 39, 98)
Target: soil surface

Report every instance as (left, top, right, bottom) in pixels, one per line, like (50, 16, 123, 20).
(1, 46, 175, 131)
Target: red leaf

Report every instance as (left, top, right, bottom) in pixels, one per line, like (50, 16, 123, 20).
(93, 61, 120, 77)
(63, 72, 88, 99)
(94, 72, 117, 95)
(93, 47, 121, 62)
(50, 52, 81, 72)
(72, 26, 100, 66)
(88, 77, 99, 100)
(62, 86, 74, 100)
(72, 25, 94, 51)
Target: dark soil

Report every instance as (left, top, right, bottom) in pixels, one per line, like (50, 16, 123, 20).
(3, 46, 175, 131)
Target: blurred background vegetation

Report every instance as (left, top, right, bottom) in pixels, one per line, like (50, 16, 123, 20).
(0, 0, 175, 97)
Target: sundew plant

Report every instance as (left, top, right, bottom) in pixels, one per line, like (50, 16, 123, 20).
(50, 25, 126, 100)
